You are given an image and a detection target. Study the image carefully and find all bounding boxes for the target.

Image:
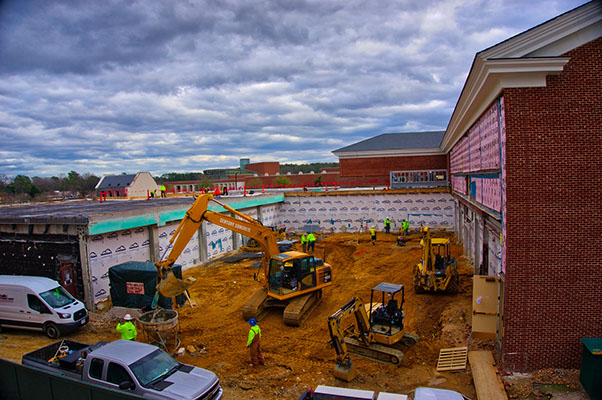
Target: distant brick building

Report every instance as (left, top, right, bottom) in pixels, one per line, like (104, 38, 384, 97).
(166, 160, 340, 192)
(442, 1, 601, 371)
(332, 131, 448, 187)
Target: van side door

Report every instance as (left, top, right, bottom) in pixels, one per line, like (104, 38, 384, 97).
(24, 294, 52, 330)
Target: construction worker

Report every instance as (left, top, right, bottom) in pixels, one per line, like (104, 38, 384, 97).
(116, 314, 137, 341)
(301, 232, 307, 252)
(160, 184, 166, 198)
(307, 231, 316, 252)
(402, 219, 409, 235)
(246, 318, 265, 367)
(384, 218, 391, 234)
(370, 226, 377, 245)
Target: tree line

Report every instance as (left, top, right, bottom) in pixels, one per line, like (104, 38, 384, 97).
(0, 163, 339, 204)
(0, 171, 100, 203)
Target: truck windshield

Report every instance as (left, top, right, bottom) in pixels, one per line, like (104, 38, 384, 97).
(39, 286, 75, 308)
(130, 349, 180, 387)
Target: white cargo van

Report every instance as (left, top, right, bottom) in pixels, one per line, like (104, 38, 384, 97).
(0, 275, 89, 339)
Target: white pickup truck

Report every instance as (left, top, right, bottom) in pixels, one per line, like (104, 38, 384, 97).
(22, 339, 222, 400)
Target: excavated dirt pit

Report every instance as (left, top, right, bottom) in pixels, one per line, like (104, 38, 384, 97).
(1, 232, 479, 398)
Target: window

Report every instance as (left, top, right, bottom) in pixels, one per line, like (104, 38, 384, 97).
(27, 295, 50, 314)
(89, 358, 104, 380)
(130, 349, 179, 387)
(39, 286, 75, 309)
(107, 362, 134, 386)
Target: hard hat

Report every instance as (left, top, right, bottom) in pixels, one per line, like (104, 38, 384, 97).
(248, 318, 257, 326)
(124, 314, 132, 321)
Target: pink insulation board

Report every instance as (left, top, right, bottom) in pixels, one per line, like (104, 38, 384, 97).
(450, 135, 469, 173)
(469, 124, 481, 172)
(451, 175, 467, 195)
(481, 177, 502, 212)
(450, 102, 501, 174)
(474, 177, 483, 203)
(500, 96, 506, 274)
(480, 103, 500, 170)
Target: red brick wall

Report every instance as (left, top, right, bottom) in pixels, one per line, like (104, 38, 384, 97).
(244, 172, 340, 188)
(246, 162, 280, 175)
(339, 155, 447, 184)
(502, 37, 602, 371)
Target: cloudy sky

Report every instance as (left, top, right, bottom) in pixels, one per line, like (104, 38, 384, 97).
(0, 0, 588, 178)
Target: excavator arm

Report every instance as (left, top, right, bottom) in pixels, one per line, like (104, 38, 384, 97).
(328, 297, 372, 381)
(417, 226, 433, 275)
(154, 194, 278, 295)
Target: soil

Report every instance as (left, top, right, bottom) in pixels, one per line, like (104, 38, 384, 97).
(0, 232, 590, 399)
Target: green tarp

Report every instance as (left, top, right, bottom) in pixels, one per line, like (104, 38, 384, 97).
(108, 261, 185, 309)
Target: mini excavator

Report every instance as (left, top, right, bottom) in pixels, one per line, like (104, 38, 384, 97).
(413, 227, 459, 294)
(328, 283, 420, 381)
(155, 194, 332, 326)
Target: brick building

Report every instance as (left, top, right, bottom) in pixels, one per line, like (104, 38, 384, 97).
(332, 131, 448, 187)
(442, 1, 601, 371)
(166, 160, 340, 192)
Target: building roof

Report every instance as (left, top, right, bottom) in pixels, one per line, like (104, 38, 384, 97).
(333, 131, 445, 154)
(441, 1, 601, 151)
(95, 174, 137, 190)
(0, 193, 285, 235)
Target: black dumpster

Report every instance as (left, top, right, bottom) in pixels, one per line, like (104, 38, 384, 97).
(580, 338, 602, 400)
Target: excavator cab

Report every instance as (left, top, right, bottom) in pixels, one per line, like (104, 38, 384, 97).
(268, 253, 319, 295)
(368, 283, 405, 336)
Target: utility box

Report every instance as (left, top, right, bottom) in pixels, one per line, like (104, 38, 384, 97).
(580, 338, 602, 400)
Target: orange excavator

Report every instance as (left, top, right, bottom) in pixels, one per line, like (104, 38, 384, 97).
(155, 194, 333, 326)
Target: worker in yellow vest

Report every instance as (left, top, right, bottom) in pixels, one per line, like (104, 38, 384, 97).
(301, 233, 307, 252)
(116, 314, 137, 341)
(370, 227, 377, 245)
(307, 232, 316, 252)
(160, 184, 166, 198)
(246, 318, 265, 367)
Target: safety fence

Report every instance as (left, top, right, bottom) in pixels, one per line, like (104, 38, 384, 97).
(0, 357, 141, 400)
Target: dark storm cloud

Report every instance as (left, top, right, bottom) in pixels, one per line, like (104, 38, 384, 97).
(0, 0, 589, 177)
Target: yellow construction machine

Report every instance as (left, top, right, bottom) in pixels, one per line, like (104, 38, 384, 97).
(328, 283, 420, 381)
(413, 227, 459, 294)
(155, 194, 332, 326)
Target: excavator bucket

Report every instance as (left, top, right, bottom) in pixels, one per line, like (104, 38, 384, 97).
(158, 270, 196, 297)
(333, 359, 357, 382)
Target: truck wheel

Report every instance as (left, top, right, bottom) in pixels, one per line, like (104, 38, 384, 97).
(45, 323, 61, 339)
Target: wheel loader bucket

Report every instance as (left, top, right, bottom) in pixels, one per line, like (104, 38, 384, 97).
(333, 360, 357, 382)
(158, 270, 196, 297)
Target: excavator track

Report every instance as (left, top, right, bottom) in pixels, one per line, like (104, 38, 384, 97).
(399, 332, 421, 347)
(343, 337, 405, 365)
(283, 290, 323, 326)
(242, 288, 271, 321)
